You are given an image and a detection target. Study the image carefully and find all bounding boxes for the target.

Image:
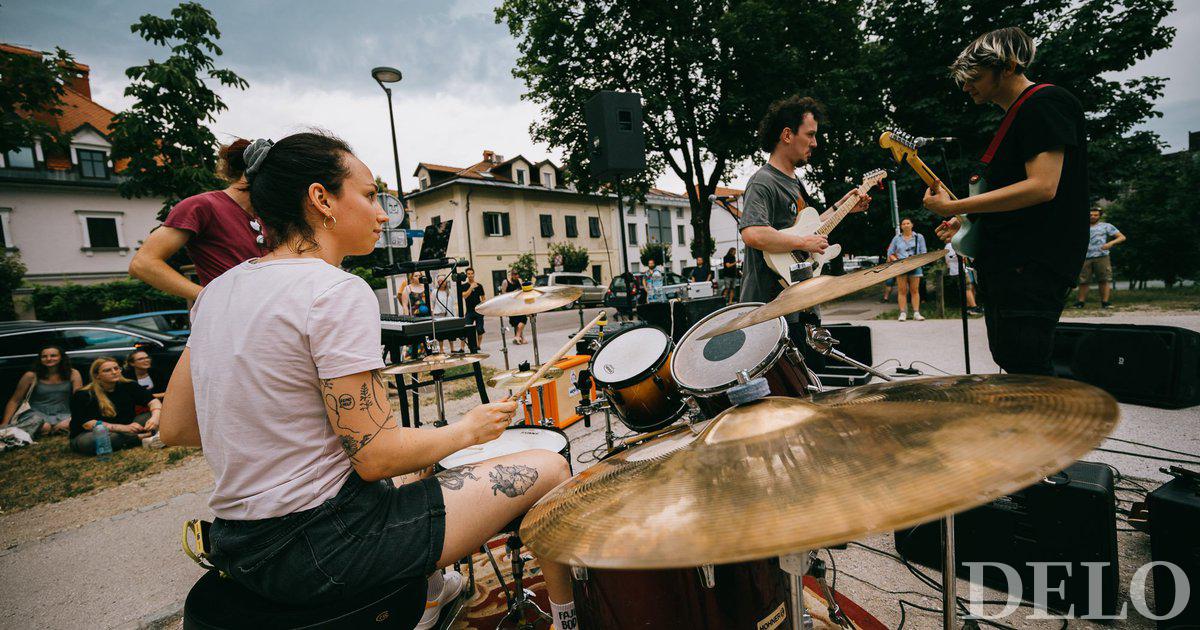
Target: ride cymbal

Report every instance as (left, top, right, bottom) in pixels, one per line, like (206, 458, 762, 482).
(382, 353, 488, 375)
(521, 374, 1118, 569)
(476, 285, 583, 317)
(487, 365, 564, 389)
(699, 250, 946, 339)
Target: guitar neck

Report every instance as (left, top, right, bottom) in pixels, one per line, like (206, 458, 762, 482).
(905, 153, 958, 201)
(816, 181, 870, 236)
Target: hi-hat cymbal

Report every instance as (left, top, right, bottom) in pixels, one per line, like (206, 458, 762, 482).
(382, 352, 489, 375)
(476, 285, 583, 317)
(699, 250, 946, 339)
(521, 375, 1118, 569)
(487, 365, 564, 389)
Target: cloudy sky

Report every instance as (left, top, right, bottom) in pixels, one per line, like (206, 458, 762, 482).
(4, 0, 1197, 194)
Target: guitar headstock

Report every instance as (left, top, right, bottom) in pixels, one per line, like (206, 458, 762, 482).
(879, 129, 920, 164)
(860, 168, 887, 188)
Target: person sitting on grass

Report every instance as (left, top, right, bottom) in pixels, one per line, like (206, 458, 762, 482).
(69, 357, 161, 455)
(123, 350, 167, 399)
(1, 345, 81, 436)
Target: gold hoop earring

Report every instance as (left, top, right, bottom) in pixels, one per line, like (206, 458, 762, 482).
(322, 214, 337, 230)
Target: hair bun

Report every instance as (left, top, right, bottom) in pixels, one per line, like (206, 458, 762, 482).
(243, 138, 275, 179)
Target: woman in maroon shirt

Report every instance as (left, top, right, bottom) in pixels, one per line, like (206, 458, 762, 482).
(129, 139, 267, 300)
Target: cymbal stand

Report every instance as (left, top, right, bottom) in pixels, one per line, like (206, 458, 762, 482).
(779, 552, 814, 630)
(527, 313, 555, 427)
(496, 530, 551, 628)
(430, 369, 448, 427)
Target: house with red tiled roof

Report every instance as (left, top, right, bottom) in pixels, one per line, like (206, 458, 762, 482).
(1, 43, 164, 289)
(405, 149, 623, 293)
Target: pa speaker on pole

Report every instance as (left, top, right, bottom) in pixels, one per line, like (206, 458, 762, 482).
(584, 90, 647, 179)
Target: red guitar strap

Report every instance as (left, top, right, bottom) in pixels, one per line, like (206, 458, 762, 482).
(979, 83, 1052, 166)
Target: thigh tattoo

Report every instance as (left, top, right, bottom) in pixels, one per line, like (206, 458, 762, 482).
(489, 464, 539, 498)
(436, 465, 481, 491)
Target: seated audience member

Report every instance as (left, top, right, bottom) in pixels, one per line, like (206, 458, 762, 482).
(129, 139, 267, 300)
(124, 350, 167, 399)
(70, 357, 161, 455)
(1, 345, 81, 436)
(160, 133, 579, 629)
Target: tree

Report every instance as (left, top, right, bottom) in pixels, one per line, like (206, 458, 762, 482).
(496, 0, 877, 259)
(510, 252, 537, 280)
(639, 242, 671, 267)
(0, 45, 76, 156)
(109, 2, 248, 220)
(690, 234, 716, 260)
(1104, 151, 1200, 287)
(547, 242, 590, 273)
(0, 254, 27, 321)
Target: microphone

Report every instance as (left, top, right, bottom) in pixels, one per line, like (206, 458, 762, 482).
(914, 136, 958, 146)
(708, 194, 738, 203)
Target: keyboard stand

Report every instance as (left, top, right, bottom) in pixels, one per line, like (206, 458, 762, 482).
(393, 332, 489, 428)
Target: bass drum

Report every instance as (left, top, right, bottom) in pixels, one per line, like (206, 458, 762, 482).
(671, 302, 811, 419)
(571, 430, 792, 629)
(589, 325, 685, 433)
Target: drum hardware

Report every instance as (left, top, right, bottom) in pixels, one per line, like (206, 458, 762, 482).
(779, 552, 812, 630)
(806, 553, 853, 630)
(510, 311, 605, 427)
(496, 528, 551, 628)
(698, 564, 716, 589)
(805, 325, 893, 382)
(382, 353, 489, 428)
(571, 565, 587, 581)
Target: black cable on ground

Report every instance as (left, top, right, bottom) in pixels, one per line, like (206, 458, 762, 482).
(1104, 436, 1200, 459)
(1094, 447, 1200, 466)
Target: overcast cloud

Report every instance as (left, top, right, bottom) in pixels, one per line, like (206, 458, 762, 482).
(3, 0, 1196, 194)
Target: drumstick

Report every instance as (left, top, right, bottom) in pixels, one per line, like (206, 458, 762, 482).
(621, 422, 689, 447)
(509, 311, 607, 401)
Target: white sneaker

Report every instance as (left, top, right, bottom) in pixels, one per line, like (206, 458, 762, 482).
(415, 571, 465, 630)
(898, 312, 907, 322)
(912, 312, 925, 321)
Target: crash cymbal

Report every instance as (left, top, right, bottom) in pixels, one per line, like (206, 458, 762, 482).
(476, 285, 583, 317)
(699, 250, 946, 339)
(521, 374, 1117, 569)
(487, 365, 564, 389)
(381, 352, 489, 375)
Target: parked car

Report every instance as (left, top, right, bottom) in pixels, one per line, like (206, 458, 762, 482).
(0, 321, 187, 403)
(534, 272, 607, 306)
(104, 310, 191, 338)
(604, 271, 709, 309)
(842, 255, 880, 273)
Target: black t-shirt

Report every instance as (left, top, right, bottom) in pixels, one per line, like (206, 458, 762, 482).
(69, 380, 153, 438)
(720, 253, 738, 279)
(974, 84, 1089, 285)
(688, 264, 712, 283)
(462, 281, 484, 314)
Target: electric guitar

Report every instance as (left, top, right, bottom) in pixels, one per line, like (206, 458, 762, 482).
(763, 169, 887, 286)
(879, 129, 981, 258)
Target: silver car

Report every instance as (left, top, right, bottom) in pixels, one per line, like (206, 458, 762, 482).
(534, 272, 607, 306)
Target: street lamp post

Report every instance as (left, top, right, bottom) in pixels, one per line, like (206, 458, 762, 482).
(372, 66, 406, 314)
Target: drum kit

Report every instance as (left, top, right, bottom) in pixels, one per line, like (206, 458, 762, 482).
(438, 257, 1121, 630)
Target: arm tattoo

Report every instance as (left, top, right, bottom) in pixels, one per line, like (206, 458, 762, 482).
(324, 370, 396, 463)
(436, 464, 480, 491)
(489, 464, 539, 498)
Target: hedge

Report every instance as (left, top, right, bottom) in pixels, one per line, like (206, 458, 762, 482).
(32, 280, 186, 321)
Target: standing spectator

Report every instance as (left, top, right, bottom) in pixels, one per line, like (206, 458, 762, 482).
(944, 243, 983, 316)
(644, 258, 665, 302)
(398, 272, 430, 317)
(432, 273, 458, 352)
(720, 248, 739, 304)
(129, 139, 267, 300)
(688, 256, 713, 284)
(2, 345, 81, 436)
(1075, 208, 1126, 309)
(500, 268, 527, 344)
(887, 218, 928, 321)
(124, 350, 167, 399)
(69, 357, 161, 455)
(461, 267, 486, 347)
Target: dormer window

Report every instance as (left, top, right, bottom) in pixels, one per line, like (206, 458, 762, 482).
(4, 147, 35, 169)
(541, 168, 554, 188)
(419, 175, 430, 190)
(78, 149, 108, 179)
(515, 168, 527, 185)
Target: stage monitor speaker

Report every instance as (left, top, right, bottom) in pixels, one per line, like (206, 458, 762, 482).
(584, 91, 647, 178)
(798, 323, 873, 387)
(1053, 323, 1200, 409)
(1148, 474, 1200, 628)
(895, 461, 1119, 617)
(637, 296, 727, 342)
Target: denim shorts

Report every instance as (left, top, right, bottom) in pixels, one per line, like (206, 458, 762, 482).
(208, 473, 446, 606)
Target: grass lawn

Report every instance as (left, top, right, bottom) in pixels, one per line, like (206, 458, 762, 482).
(874, 284, 1199, 320)
(0, 434, 199, 515)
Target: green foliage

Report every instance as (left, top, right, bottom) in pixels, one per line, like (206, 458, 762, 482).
(0, 45, 75, 155)
(109, 2, 248, 221)
(510, 252, 537, 280)
(0, 254, 28, 321)
(347, 267, 387, 290)
(639, 242, 671, 267)
(1104, 152, 1200, 286)
(31, 280, 185, 321)
(690, 234, 716, 259)
(547, 241, 590, 273)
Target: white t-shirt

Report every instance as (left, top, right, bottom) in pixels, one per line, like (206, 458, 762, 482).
(188, 258, 385, 520)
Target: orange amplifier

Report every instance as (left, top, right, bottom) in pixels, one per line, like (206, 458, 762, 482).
(521, 355, 597, 429)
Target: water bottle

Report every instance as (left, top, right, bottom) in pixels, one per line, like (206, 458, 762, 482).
(94, 421, 113, 460)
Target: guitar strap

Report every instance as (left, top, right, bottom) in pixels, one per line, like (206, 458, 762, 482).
(969, 83, 1052, 191)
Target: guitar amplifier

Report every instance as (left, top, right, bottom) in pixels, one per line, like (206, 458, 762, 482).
(895, 461, 1119, 616)
(1053, 323, 1200, 409)
(1147, 472, 1200, 628)
(637, 296, 727, 342)
(798, 323, 873, 387)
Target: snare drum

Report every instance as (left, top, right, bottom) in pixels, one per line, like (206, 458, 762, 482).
(671, 303, 811, 419)
(438, 425, 572, 473)
(589, 325, 686, 433)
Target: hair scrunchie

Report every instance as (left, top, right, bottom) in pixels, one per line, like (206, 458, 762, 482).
(243, 138, 275, 179)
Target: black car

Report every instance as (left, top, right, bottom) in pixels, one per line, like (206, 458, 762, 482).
(0, 321, 187, 403)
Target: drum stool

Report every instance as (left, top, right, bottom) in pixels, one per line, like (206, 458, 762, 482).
(182, 571, 427, 629)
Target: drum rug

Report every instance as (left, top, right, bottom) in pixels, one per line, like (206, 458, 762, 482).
(449, 538, 885, 629)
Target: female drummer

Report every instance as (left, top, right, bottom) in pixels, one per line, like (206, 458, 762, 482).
(160, 132, 578, 629)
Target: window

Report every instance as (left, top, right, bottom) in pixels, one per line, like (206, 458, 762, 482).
(85, 217, 120, 248)
(0, 331, 61, 357)
(677, 225, 686, 245)
(541, 171, 552, 188)
(630, 262, 641, 272)
(618, 109, 633, 132)
(627, 222, 638, 245)
(535, 275, 549, 286)
(515, 169, 526, 185)
(676, 207, 684, 218)
(539, 214, 554, 238)
(626, 206, 635, 215)
(78, 149, 107, 179)
(419, 176, 430, 190)
(4, 147, 35, 169)
(564, 215, 578, 238)
(591, 264, 601, 283)
(429, 215, 441, 226)
(60, 328, 144, 352)
(491, 270, 507, 293)
(555, 275, 583, 285)
(483, 211, 511, 236)
(0, 208, 12, 249)
(647, 207, 671, 244)
(588, 216, 601, 238)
